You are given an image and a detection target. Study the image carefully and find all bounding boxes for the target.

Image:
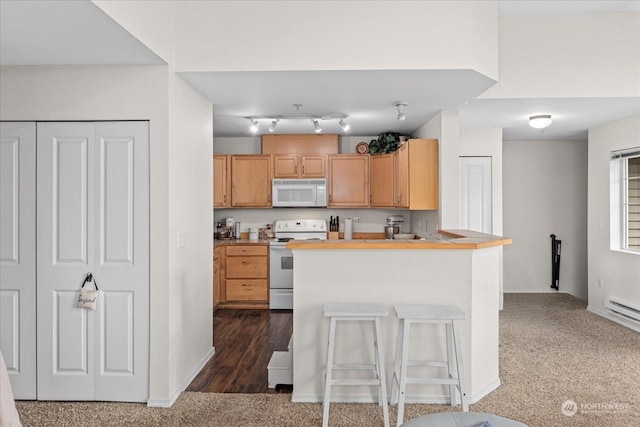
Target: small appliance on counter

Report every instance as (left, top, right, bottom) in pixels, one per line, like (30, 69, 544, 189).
(215, 217, 236, 240)
(386, 215, 405, 237)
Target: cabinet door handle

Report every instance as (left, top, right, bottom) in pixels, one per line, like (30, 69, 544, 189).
(242, 283, 251, 287)
(242, 260, 252, 265)
(223, 194, 226, 203)
(241, 249, 253, 253)
(302, 164, 305, 175)
(294, 162, 298, 174)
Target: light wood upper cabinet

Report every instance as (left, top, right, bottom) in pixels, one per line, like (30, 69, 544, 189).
(369, 153, 395, 207)
(273, 154, 326, 178)
(262, 134, 339, 154)
(328, 154, 369, 207)
(397, 139, 439, 210)
(231, 155, 272, 207)
(394, 144, 409, 208)
(214, 154, 230, 208)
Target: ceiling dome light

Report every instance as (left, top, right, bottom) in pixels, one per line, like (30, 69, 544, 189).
(268, 119, 279, 133)
(249, 118, 259, 133)
(395, 102, 408, 121)
(339, 119, 350, 131)
(529, 115, 552, 129)
(312, 119, 322, 133)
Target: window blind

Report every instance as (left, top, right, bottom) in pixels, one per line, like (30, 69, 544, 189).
(611, 147, 640, 160)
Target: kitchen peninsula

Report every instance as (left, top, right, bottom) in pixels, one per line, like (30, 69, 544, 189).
(288, 230, 511, 405)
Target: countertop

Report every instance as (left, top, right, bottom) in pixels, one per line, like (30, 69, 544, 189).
(214, 238, 270, 248)
(286, 229, 511, 250)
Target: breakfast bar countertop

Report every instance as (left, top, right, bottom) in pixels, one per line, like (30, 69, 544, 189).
(286, 229, 511, 250)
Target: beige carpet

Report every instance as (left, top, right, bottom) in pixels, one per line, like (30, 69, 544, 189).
(15, 294, 640, 426)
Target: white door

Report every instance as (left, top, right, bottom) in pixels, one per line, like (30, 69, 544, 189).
(460, 157, 492, 233)
(36, 121, 149, 402)
(0, 122, 37, 399)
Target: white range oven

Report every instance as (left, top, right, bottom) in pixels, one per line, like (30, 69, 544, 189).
(269, 219, 327, 309)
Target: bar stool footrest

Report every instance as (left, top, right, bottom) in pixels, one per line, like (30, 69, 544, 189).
(331, 363, 377, 371)
(406, 360, 449, 368)
(331, 378, 382, 386)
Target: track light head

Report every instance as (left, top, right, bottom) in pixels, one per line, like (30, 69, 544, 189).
(268, 119, 279, 133)
(395, 102, 408, 121)
(312, 119, 322, 133)
(249, 118, 259, 133)
(339, 119, 350, 131)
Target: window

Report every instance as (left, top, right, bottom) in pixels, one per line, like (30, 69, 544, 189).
(612, 148, 640, 252)
(626, 156, 640, 250)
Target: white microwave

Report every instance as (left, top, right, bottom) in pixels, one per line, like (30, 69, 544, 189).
(272, 179, 327, 207)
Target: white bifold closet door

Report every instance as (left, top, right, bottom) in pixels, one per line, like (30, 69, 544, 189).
(36, 122, 149, 402)
(0, 122, 37, 399)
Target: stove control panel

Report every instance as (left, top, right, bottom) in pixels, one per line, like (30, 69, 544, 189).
(274, 219, 327, 232)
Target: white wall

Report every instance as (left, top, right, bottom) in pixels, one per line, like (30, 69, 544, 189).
(166, 73, 214, 400)
(460, 128, 504, 306)
(483, 12, 640, 99)
(93, 0, 175, 64)
(503, 139, 588, 299)
(412, 111, 461, 230)
(174, 1, 499, 79)
(0, 65, 214, 405)
(587, 115, 640, 326)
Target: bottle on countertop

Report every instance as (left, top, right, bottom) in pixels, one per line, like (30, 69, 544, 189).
(234, 222, 241, 239)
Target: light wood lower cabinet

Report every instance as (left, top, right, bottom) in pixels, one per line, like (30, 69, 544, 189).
(218, 244, 269, 309)
(225, 279, 268, 301)
(213, 246, 222, 309)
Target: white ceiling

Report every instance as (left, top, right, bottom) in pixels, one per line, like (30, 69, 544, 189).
(1, 0, 639, 140)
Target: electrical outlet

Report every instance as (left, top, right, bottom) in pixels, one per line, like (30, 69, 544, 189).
(598, 278, 604, 288)
(177, 231, 187, 248)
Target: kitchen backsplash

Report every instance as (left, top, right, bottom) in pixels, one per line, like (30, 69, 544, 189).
(215, 208, 411, 234)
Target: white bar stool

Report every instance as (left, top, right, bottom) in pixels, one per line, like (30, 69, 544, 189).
(391, 304, 468, 427)
(323, 303, 390, 427)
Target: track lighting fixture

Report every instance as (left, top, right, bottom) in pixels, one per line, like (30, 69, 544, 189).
(395, 102, 408, 121)
(529, 114, 552, 129)
(245, 114, 348, 133)
(249, 119, 259, 133)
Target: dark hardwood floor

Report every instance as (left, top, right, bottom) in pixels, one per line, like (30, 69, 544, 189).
(187, 309, 293, 393)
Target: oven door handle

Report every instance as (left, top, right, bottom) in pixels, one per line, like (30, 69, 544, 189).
(270, 246, 292, 251)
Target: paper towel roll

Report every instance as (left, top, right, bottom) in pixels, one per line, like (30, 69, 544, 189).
(344, 218, 353, 240)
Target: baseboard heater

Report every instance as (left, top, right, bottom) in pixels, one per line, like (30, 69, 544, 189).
(604, 298, 640, 324)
